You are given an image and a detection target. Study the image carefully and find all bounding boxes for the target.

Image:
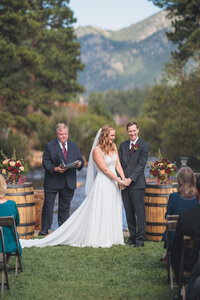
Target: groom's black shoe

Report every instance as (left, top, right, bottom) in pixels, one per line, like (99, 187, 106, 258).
(38, 230, 48, 236)
(134, 242, 144, 248)
(125, 238, 135, 245)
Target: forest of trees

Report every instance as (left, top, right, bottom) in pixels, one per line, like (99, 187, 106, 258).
(0, 0, 200, 169)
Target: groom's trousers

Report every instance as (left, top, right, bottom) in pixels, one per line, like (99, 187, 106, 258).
(122, 188, 146, 244)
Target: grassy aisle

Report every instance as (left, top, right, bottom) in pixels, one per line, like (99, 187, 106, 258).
(3, 241, 177, 300)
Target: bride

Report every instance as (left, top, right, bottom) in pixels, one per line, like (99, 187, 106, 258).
(20, 125, 127, 248)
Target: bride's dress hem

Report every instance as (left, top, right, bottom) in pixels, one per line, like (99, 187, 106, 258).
(20, 151, 124, 249)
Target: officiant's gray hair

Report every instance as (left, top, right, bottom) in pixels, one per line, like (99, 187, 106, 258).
(56, 123, 69, 133)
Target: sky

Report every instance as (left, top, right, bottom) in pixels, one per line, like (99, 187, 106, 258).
(69, 0, 162, 30)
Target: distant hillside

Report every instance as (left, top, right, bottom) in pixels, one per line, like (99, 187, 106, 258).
(75, 11, 174, 93)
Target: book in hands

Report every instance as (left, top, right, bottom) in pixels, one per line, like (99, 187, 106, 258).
(59, 154, 79, 170)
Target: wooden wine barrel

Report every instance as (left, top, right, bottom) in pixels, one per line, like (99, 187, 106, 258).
(5, 183, 35, 239)
(145, 182, 178, 241)
(34, 189, 44, 231)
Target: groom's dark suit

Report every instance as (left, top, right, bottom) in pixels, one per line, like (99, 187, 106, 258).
(41, 138, 84, 232)
(119, 137, 149, 246)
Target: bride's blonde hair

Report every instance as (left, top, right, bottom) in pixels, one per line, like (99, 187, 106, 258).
(98, 125, 116, 155)
(0, 175, 7, 198)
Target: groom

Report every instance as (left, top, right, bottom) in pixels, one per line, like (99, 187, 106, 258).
(119, 121, 149, 248)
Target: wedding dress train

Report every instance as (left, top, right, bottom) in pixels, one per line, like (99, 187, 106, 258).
(20, 150, 124, 248)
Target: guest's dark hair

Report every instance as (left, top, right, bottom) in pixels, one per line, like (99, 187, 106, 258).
(126, 121, 138, 131)
(177, 167, 196, 198)
(196, 175, 200, 202)
(196, 175, 200, 194)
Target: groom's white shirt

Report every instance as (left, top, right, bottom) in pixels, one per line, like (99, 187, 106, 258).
(129, 137, 139, 149)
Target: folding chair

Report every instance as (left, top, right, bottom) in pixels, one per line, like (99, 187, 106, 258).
(178, 235, 194, 300)
(166, 214, 179, 289)
(0, 226, 9, 296)
(0, 216, 23, 276)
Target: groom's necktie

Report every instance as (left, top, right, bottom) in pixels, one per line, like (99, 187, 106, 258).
(62, 143, 67, 160)
(130, 143, 134, 154)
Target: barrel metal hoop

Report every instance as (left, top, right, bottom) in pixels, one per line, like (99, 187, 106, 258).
(146, 183, 178, 189)
(145, 232, 163, 237)
(7, 183, 33, 188)
(16, 203, 35, 207)
(145, 193, 170, 197)
(18, 222, 36, 227)
(146, 222, 166, 226)
(18, 231, 34, 237)
(145, 203, 167, 207)
(5, 192, 34, 196)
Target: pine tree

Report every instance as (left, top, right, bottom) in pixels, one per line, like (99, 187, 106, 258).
(28, 0, 84, 112)
(0, 0, 40, 128)
(0, 0, 84, 131)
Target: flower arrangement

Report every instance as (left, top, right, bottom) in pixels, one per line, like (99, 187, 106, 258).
(148, 151, 177, 184)
(0, 149, 29, 184)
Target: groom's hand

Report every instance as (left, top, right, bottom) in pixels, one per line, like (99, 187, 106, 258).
(119, 183, 126, 190)
(124, 178, 132, 186)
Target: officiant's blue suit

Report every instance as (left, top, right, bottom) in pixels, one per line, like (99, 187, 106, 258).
(41, 138, 84, 232)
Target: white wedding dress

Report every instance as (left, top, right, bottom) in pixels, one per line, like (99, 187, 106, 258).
(20, 149, 124, 248)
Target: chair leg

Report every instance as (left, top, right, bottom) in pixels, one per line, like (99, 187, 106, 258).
(1, 271, 4, 296)
(170, 265, 174, 289)
(19, 257, 23, 272)
(182, 285, 186, 300)
(15, 256, 18, 276)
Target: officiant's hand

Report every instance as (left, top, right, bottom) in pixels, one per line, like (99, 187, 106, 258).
(74, 161, 81, 168)
(54, 164, 65, 173)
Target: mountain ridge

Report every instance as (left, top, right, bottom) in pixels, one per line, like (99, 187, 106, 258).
(75, 11, 174, 94)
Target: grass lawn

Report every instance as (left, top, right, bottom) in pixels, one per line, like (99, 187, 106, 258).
(3, 239, 177, 300)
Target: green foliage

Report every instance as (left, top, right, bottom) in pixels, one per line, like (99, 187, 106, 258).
(5, 241, 176, 300)
(139, 70, 200, 168)
(88, 98, 114, 121)
(70, 113, 114, 159)
(88, 87, 149, 119)
(0, 132, 29, 159)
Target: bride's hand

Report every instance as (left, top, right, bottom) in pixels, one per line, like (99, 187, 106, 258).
(119, 179, 125, 185)
(118, 179, 126, 189)
(119, 183, 126, 190)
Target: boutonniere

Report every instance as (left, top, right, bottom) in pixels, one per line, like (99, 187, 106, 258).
(133, 144, 139, 151)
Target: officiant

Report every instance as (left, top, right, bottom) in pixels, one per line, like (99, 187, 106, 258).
(38, 123, 84, 236)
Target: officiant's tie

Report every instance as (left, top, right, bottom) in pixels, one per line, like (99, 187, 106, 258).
(130, 143, 134, 154)
(62, 143, 67, 160)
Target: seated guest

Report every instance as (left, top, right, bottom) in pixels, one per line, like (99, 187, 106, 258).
(161, 167, 199, 261)
(171, 197, 200, 284)
(0, 175, 22, 259)
(186, 254, 200, 300)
